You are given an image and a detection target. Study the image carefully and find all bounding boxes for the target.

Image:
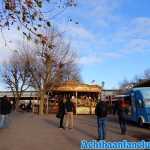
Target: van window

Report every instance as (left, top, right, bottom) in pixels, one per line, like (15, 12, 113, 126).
(136, 88, 150, 107)
(137, 99, 144, 108)
(138, 88, 150, 99)
(144, 99, 150, 107)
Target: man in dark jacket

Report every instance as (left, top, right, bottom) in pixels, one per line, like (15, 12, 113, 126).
(95, 100, 108, 140)
(113, 100, 128, 135)
(0, 95, 12, 128)
(58, 98, 66, 129)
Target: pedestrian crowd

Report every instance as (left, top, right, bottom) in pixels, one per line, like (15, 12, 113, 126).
(57, 96, 75, 129)
(95, 98, 129, 140)
(56, 95, 129, 140)
(0, 94, 129, 141)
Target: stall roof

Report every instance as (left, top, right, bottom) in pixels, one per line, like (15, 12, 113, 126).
(0, 81, 101, 98)
(53, 80, 101, 92)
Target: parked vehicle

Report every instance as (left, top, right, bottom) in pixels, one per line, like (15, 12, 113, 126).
(114, 87, 150, 127)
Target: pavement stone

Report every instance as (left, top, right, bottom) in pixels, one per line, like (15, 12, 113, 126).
(0, 112, 148, 150)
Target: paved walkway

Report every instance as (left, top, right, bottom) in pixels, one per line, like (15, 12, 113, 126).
(0, 112, 148, 150)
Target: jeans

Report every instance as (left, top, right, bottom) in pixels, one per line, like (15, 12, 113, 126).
(0, 115, 7, 128)
(97, 117, 107, 140)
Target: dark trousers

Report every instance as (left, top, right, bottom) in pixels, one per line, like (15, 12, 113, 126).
(119, 117, 127, 134)
(60, 114, 65, 127)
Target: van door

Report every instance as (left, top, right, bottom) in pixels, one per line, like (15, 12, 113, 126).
(126, 95, 132, 117)
(130, 92, 137, 122)
(135, 91, 145, 123)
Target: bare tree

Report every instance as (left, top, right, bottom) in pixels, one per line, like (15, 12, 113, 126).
(119, 69, 150, 90)
(132, 75, 142, 83)
(62, 63, 82, 82)
(0, 0, 77, 45)
(1, 27, 81, 114)
(1, 50, 32, 109)
(119, 78, 130, 91)
(143, 69, 150, 80)
(22, 28, 80, 115)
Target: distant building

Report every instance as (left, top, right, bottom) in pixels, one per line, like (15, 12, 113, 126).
(101, 89, 119, 104)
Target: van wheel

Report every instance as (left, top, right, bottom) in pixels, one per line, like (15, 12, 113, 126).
(138, 118, 144, 127)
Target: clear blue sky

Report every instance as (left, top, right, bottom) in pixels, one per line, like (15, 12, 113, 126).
(54, 0, 150, 89)
(0, 0, 150, 89)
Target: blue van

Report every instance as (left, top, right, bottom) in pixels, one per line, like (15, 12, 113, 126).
(125, 87, 150, 126)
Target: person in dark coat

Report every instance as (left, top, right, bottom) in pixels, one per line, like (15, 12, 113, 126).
(113, 99, 128, 135)
(26, 100, 32, 112)
(95, 100, 108, 140)
(0, 95, 12, 128)
(58, 98, 66, 129)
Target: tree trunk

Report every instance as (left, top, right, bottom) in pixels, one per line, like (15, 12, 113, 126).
(15, 96, 20, 111)
(39, 90, 45, 115)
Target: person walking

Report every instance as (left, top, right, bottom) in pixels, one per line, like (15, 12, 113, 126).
(95, 100, 108, 140)
(65, 97, 74, 129)
(26, 100, 32, 112)
(0, 95, 12, 128)
(57, 97, 66, 129)
(113, 99, 128, 135)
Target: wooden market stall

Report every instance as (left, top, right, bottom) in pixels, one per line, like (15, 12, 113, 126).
(49, 80, 101, 114)
(0, 81, 101, 114)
